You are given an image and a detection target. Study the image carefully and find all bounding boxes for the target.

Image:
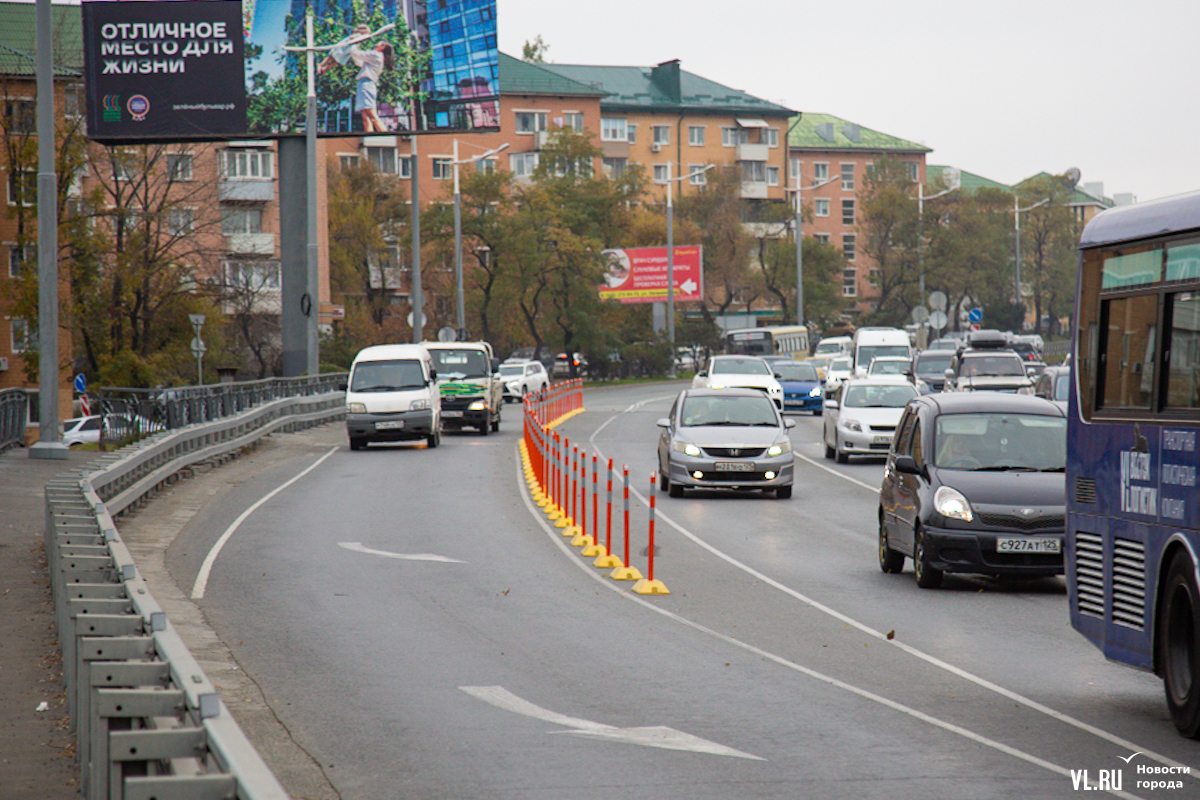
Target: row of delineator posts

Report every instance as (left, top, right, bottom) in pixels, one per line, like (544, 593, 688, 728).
(520, 380, 669, 595)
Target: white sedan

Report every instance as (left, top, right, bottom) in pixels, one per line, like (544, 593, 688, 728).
(692, 355, 783, 408)
(823, 379, 917, 463)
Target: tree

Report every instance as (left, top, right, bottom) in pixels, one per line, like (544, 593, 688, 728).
(522, 36, 549, 63)
(677, 166, 759, 322)
(1018, 173, 1079, 335)
(754, 202, 849, 331)
(858, 156, 920, 325)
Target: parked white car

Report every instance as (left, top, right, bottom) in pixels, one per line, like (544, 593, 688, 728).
(692, 355, 783, 408)
(499, 360, 550, 402)
(61, 413, 164, 447)
(823, 378, 917, 463)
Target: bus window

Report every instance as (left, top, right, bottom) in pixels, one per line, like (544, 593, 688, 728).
(1166, 292, 1200, 410)
(1097, 293, 1158, 410)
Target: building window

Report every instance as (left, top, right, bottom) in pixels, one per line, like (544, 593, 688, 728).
(431, 158, 452, 180)
(366, 147, 396, 174)
(843, 233, 857, 260)
(562, 112, 584, 132)
(167, 208, 194, 236)
(815, 199, 830, 217)
(652, 125, 670, 147)
(627, 123, 637, 144)
(722, 127, 748, 147)
(602, 158, 627, 180)
(399, 156, 412, 179)
(907, 162, 919, 182)
(167, 154, 193, 182)
(514, 110, 547, 133)
(7, 244, 35, 277)
(688, 126, 705, 146)
(814, 233, 830, 244)
(11, 317, 34, 352)
(766, 166, 780, 187)
(741, 161, 766, 183)
(841, 163, 855, 191)
(600, 117, 627, 142)
(339, 154, 361, 171)
(222, 207, 264, 235)
(790, 158, 802, 180)
(510, 152, 539, 178)
(226, 259, 280, 290)
(64, 84, 85, 119)
(653, 164, 670, 183)
(814, 163, 829, 181)
(223, 149, 273, 180)
(7, 168, 34, 206)
(842, 199, 855, 225)
(688, 164, 707, 186)
(4, 99, 35, 135)
(475, 158, 497, 174)
(843, 268, 857, 297)
(764, 128, 779, 148)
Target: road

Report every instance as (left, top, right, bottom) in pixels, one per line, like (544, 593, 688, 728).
(120, 382, 1199, 800)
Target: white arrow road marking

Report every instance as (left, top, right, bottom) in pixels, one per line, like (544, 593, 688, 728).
(339, 542, 465, 563)
(460, 685, 763, 760)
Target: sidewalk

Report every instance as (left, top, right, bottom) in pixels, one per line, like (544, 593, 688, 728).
(1, 444, 92, 799)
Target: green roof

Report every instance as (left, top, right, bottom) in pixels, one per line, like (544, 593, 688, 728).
(0, 2, 83, 78)
(498, 53, 609, 98)
(1016, 172, 1115, 208)
(531, 59, 795, 117)
(928, 165, 1012, 194)
(787, 112, 930, 153)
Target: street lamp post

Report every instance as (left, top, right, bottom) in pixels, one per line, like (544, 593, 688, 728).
(790, 173, 839, 327)
(450, 140, 509, 338)
(665, 163, 714, 377)
(916, 175, 960, 308)
(1012, 196, 1050, 309)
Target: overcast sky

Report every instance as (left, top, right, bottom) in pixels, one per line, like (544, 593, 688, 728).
(497, 0, 1198, 204)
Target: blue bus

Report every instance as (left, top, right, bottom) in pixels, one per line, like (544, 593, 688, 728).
(1068, 190, 1200, 737)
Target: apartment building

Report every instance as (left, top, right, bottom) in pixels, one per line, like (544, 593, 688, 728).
(787, 112, 932, 316)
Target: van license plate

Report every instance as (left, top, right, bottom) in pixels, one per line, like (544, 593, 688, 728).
(443, 411, 463, 418)
(715, 462, 754, 472)
(376, 420, 404, 430)
(996, 538, 1061, 553)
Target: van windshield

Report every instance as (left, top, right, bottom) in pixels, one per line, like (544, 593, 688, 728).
(431, 349, 490, 379)
(350, 360, 427, 392)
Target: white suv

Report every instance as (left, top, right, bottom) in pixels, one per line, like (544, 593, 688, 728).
(499, 360, 550, 402)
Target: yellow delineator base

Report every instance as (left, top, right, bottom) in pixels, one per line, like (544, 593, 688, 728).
(632, 578, 670, 595)
(609, 565, 643, 581)
(569, 532, 594, 548)
(560, 524, 580, 538)
(580, 541, 604, 557)
(553, 515, 571, 528)
(593, 552, 623, 569)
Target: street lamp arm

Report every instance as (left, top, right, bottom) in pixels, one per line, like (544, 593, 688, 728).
(1014, 197, 1051, 213)
(450, 141, 510, 166)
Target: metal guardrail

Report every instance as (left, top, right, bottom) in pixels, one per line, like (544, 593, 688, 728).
(1042, 339, 1071, 362)
(45, 384, 346, 799)
(1, 387, 29, 452)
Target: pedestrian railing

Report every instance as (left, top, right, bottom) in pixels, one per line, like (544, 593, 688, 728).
(45, 383, 345, 800)
(0, 387, 28, 452)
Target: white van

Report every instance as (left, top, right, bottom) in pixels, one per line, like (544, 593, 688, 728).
(344, 344, 442, 450)
(853, 328, 913, 377)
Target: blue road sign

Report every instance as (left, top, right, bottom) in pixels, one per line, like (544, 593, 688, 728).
(968, 307, 983, 324)
(74, 373, 86, 394)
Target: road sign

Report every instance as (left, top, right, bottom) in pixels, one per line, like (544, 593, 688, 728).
(928, 291, 947, 312)
(437, 326, 456, 343)
(968, 307, 983, 324)
(188, 313, 206, 332)
(928, 310, 949, 330)
(74, 373, 86, 394)
(190, 337, 207, 358)
(407, 311, 425, 329)
(911, 305, 930, 324)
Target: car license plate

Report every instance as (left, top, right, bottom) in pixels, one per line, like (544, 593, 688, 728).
(996, 538, 1061, 554)
(376, 420, 404, 430)
(715, 462, 754, 472)
(873, 435, 892, 444)
(443, 411, 463, 418)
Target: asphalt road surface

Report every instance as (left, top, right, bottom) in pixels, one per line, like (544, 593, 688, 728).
(119, 383, 1200, 800)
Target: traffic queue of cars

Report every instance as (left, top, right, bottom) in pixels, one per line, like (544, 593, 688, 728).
(667, 327, 1071, 591)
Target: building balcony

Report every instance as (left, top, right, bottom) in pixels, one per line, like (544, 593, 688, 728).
(219, 180, 274, 203)
(740, 182, 768, 200)
(736, 142, 769, 162)
(226, 233, 275, 255)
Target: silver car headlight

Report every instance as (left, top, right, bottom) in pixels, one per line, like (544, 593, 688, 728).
(672, 441, 703, 457)
(766, 440, 792, 456)
(410, 399, 429, 411)
(842, 418, 862, 432)
(934, 486, 974, 522)
(809, 386, 822, 397)
(347, 402, 367, 414)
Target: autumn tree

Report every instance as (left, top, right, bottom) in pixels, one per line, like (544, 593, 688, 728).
(677, 165, 759, 321)
(858, 155, 920, 324)
(1017, 173, 1080, 335)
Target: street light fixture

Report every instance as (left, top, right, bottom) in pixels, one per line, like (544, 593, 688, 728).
(665, 162, 714, 377)
(790, 173, 840, 327)
(450, 140, 509, 338)
(916, 171, 961, 308)
(1012, 195, 1050, 315)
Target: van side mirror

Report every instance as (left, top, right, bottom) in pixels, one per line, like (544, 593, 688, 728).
(696, 369, 708, 378)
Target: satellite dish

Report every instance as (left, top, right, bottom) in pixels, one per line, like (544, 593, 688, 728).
(1064, 167, 1081, 187)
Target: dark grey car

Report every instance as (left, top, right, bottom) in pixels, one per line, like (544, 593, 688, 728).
(656, 388, 796, 499)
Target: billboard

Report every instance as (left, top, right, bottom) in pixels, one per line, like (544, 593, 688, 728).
(83, 0, 500, 140)
(599, 247, 704, 305)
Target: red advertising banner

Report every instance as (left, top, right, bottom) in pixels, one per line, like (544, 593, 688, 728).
(599, 246, 703, 305)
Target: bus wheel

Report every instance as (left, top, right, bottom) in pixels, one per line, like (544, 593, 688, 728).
(1160, 552, 1200, 738)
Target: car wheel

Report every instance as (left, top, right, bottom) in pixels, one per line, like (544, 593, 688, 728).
(658, 469, 668, 492)
(491, 413, 501, 432)
(824, 439, 835, 460)
(349, 437, 366, 451)
(913, 527, 943, 589)
(426, 429, 440, 449)
(878, 512, 905, 574)
(776, 485, 793, 499)
(1160, 551, 1200, 737)
(668, 482, 684, 498)
(814, 409, 822, 417)
(835, 437, 849, 464)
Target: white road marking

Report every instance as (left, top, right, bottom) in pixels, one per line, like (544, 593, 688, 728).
(338, 542, 464, 563)
(460, 685, 762, 760)
(191, 447, 339, 600)
(569, 406, 1196, 788)
(793, 450, 881, 493)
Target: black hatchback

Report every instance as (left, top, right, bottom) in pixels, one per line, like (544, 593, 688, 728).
(877, 393, 1067, 588)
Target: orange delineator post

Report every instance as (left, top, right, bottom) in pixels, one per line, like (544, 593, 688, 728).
(632, 472, 668, 595)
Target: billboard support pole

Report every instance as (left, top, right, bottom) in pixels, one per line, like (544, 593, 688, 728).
(30, 0, 66, 460)
(305, 10, 320, 375)
(411, 135, 423, 343)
